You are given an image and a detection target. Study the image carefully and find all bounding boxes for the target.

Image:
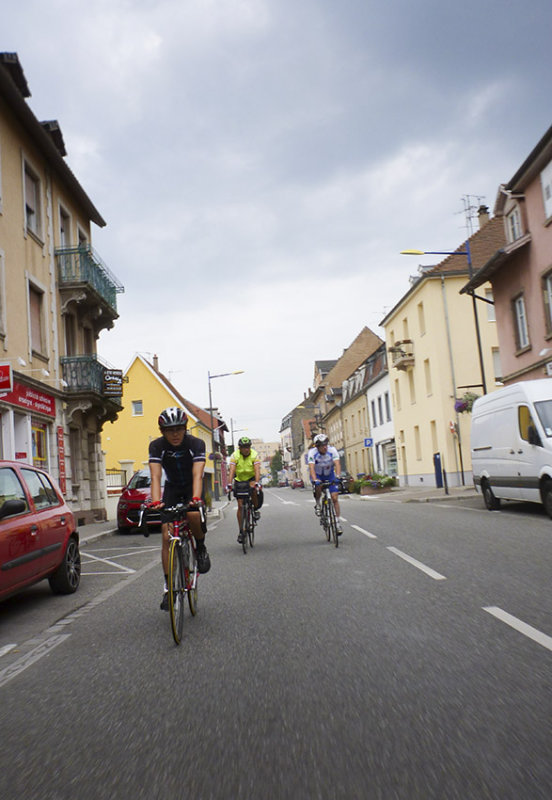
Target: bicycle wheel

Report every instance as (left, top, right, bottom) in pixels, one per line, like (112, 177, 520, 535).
(247, 504, 255, 548)
(322, 499, 331, 541)
(327, 499, 339, 548)
(184, 537, 198, 616)
(168, 538, 185, 644)
(240, 504, 249, 554)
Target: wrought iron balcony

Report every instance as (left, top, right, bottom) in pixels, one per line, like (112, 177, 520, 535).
(61, 355, 123, 397)
(56, 245, 124, 313)
(389, 339, 415, 371)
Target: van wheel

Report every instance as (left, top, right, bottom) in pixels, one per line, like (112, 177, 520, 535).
(482, 481, 500, 511)
(542, 481, 552, 519)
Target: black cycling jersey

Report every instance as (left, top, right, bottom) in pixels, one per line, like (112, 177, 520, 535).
(148, 433, 206, 488)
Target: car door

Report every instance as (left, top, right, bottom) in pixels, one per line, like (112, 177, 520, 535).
(0, 466, 38, 595)
(513, 405, 542, 503)
(20, 467, 69, 575)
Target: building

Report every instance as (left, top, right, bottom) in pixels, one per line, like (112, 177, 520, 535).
(101, 354, 226, 500)
(462, 125, 552, 384)
(381, 210, 505, 487)
(0, 52, 124, 523)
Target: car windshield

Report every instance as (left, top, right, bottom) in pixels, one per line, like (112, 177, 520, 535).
(534, 400, 552, 437)
(127, 470, 166, 489)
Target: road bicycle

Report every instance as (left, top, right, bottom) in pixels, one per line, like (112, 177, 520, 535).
(234, 481, 256, 554)
(317, 481, 339, 548)
(140, 502, 204, 645)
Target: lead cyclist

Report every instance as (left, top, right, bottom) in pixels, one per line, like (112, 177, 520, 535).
(307, 433, 343, 535)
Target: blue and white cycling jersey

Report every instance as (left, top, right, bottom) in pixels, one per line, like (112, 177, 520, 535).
(307, 445, 340, 480)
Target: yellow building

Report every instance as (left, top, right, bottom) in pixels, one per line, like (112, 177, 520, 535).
(102, 354, 224, 498)
(381, 214, 504, 487)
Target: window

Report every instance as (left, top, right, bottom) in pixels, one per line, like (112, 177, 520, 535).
(384, 391, 391, 422)
(65, 313, 77, 356)
(513, 294, 530, 350)
(518, 406, 538, 444)
(69, 428, 81, 486)
(430, 420, 437, 453)
(377, 396, 383, 426)
(541, 160, 552, 220)
(492, 348, 502, 382)
(417, 302, 426, 336)
(506, 206, 522, 243)
(29, 284, 45, 354)
(402, 318, 409, 340)
(394, 379, 401, 411)
(31, 424, 47, 468)
(59, 206, 71, 247)
(371, 400, 377, 427)
(542, 271, 552, 335)
(408, 370, 416, 404)
(21, 467, 58, 509)
(24, 163, 41, 237)
(424, 358, 432, 396)
(414, 425, 421, 460)
(0, 467, 28, 511)
(486, 288, 496, 322)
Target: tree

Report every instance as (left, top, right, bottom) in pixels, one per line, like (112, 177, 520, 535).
(270, 449, 283, 484)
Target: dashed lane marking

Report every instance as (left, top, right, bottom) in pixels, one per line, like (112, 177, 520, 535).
(350, 524, 377, 539)
(387, 547, 446, 580)
(483, 606, 552, 652)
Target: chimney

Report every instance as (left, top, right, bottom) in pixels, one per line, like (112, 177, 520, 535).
(153, 354, 159, 371)
(478, 205, 490, 228)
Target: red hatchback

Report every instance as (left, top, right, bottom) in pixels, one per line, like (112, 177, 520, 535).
(117, 469, 164, 533)
(0, 460, 81, 602)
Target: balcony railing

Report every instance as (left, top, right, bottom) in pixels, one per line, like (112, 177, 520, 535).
(56, 245, 124, 312)
(61, 355, 123, 398)
(389, 339, 415, 370)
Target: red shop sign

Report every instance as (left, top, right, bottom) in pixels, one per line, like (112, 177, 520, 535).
(1, 380, 55, 417)
(57, 426, 67, 495)
(0, 363, 13, 394)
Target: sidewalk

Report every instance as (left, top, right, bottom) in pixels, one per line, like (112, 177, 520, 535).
(344, 484, 480, 504)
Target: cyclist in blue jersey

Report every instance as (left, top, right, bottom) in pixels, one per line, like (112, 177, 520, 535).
(149, 407, 210, 611)
(307, 433, 343, 535)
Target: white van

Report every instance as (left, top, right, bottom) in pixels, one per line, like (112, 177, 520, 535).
(471, 379, 552, 517)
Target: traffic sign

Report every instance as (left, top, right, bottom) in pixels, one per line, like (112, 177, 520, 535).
(364, 438, 373, 447)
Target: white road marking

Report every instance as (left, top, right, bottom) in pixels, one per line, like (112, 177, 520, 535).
(0, 634, 70, 687)
(80, 551, 135, 574)
(350, 524, 377, 539)
(483, 606, 552, 652)
(0, 644, 17, 659)
(387, 547, 446, 580)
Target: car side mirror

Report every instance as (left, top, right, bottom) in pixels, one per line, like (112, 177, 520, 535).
(528, 425, 542, 447)
(0, 498, 27, 519)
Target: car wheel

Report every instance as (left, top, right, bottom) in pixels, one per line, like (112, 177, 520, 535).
(482, 480, 500, 511)
(48, 536, 81, 594)
(542, 480, 552, 520)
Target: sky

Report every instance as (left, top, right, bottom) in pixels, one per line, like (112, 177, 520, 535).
(4, 0, 552, 441)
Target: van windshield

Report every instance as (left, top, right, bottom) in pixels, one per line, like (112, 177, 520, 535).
(534, 400, 552, 437)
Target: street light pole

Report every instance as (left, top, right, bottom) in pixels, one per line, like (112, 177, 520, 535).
(400, 246, 487, 394)
(207, 370, 244, 500)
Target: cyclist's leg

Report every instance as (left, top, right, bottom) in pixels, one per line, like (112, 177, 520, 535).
(237, 497, 245, 542)
(187, 509, 210, 573)
(168, 537, 185, 644)
(250, 480, 261, 520)
(331, 490, 342, 534)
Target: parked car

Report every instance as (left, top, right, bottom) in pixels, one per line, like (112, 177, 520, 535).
(290, 478, 305, 489)
(117, 468, 165, 533)
(338, 473, 354, 494)
(0, 460, 81, 602)
(278, 479, 288, 487)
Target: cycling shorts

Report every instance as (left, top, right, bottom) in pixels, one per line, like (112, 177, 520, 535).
(311, 477, 340, 494)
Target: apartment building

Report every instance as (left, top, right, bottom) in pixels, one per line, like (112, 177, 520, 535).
(0, 53, 124, 523)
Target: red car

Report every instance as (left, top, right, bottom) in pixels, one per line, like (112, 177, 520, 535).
(117, 469, 164, 533)
(291, 478, 305, 489)
(0, 460, 80, 602)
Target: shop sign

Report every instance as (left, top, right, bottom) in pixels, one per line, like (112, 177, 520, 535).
(1, 380, 55, 417)
(0, 363, 13, 394)
(103, 369, 123, 397)
(57, 426, 67, 495)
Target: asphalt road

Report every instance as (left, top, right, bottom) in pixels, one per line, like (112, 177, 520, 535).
(1, 488, 551, 799)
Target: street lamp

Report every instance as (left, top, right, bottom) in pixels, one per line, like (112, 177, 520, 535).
(400, 244, 487, 393)
(230, 418, 247, 450)
(208, 370, 244, 500)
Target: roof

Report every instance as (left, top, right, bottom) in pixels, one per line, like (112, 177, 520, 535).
(0, 52, 105, 227)
(505, 125, 552, 192)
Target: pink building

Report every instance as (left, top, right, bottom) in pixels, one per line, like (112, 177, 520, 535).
(462, 125, 552, 384)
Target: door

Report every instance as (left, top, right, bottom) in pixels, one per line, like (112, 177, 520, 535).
(0, 466, 38, 594)
(513, 405, 542, 503)
(20, 467, 68, 575)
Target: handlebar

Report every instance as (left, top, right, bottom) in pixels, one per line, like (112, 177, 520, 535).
(138, 501, 205, 537)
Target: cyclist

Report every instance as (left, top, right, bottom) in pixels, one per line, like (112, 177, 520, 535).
(308, 433, 343, 535)
(149, 407, 211, 611)
(227, 436, 263, 543)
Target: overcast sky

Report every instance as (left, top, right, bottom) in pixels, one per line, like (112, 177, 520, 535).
(4, 0, 551, 441)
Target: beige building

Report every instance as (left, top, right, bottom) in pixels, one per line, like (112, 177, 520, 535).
(381, 211, 505, 487)
(0, 53, 123, 523)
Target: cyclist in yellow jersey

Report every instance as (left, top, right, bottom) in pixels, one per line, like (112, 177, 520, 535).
(227, 436, 263, 543)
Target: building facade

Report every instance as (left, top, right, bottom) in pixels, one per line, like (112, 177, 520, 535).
(0, 53, 124, 523)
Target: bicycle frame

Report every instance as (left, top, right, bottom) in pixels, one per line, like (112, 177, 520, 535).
(235, 484, 256, 553)
(318, 482, 339, 548)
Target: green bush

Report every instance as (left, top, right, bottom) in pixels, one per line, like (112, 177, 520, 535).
(353, 473, 396, 492)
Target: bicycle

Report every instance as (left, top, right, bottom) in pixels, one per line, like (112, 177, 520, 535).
(318, 481, 339, 548)
(234, 481, 256, 554)
(140, 502, 204, 645)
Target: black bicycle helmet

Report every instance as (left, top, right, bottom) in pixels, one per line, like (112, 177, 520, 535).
(158, 407, 188, 429)
(238, 436, 252, 447)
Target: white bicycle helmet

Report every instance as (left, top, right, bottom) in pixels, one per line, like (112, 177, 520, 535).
(158, 407, 188, 429)
(313, 433, 329, 446)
